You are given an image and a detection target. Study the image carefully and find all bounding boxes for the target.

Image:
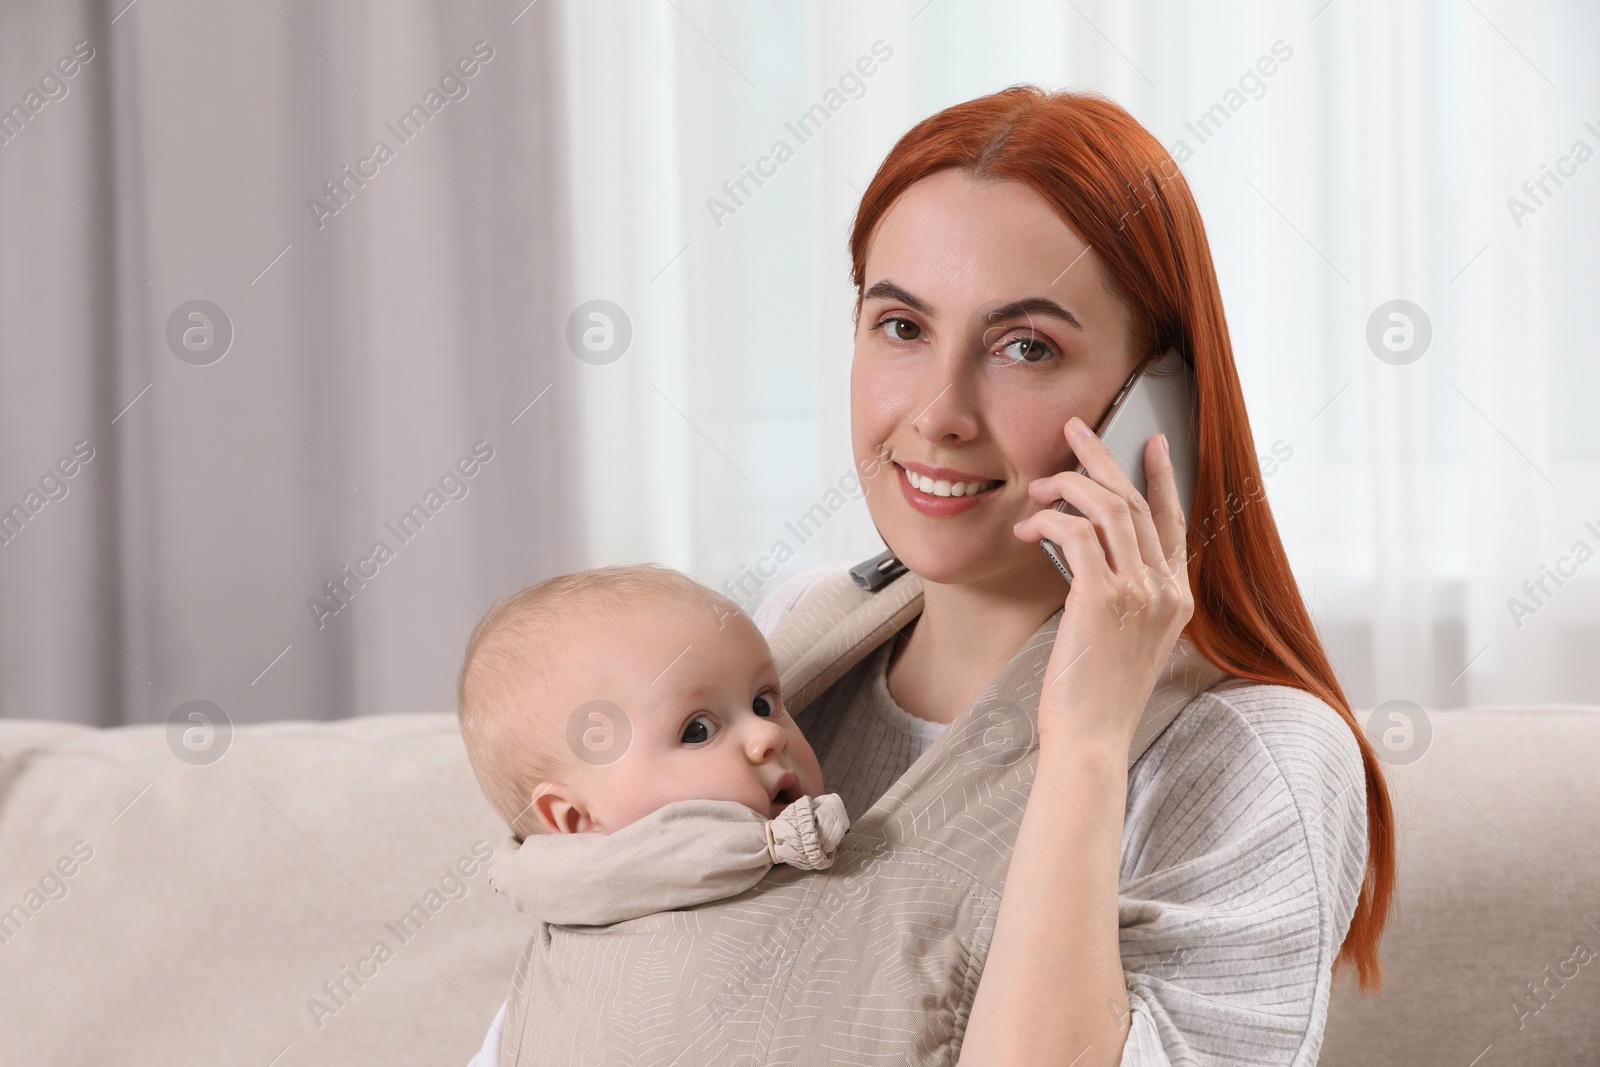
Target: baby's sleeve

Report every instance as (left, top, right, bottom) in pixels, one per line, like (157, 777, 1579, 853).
(488, 793, 849, 926)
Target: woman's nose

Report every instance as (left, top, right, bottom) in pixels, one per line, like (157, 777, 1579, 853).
(912, 344, 979, 443)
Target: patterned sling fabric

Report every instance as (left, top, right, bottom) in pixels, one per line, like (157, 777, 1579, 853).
(497, 569, 1233, 1066)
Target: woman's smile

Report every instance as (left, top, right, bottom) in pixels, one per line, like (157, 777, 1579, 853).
(894, 459, 1006, 516)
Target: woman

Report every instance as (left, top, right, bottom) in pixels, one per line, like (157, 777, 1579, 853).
(757, 84, 1393, 1064)
(472, 85, 1393, 1066)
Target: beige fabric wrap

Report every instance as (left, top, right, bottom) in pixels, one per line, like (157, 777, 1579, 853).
(488, 794, 850, 926)
(496, 569, 1230, 1066)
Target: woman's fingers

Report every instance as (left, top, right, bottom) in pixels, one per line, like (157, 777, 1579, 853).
(1029, 417, 1166, 574)
(1023, 472, 1142, 574)
(1013, 507, 1115, 586)
(1140, 432, 1189, 579)
(1069, 416, 1167, 569)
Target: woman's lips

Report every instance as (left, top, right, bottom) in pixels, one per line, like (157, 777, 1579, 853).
(895, 462, 1004, 517)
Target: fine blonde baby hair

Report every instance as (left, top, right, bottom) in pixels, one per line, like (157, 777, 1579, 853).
(457, 563, 727, 840)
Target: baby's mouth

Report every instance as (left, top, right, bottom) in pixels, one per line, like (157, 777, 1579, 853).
(770, 771, 801, 814)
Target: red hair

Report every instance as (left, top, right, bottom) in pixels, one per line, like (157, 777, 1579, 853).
(848, 86, 1394, 992)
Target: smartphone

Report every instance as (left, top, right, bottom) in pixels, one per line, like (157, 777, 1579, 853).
(1039, 347, 1197, 584)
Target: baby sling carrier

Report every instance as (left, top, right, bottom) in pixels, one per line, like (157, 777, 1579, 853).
(497, 553, 1236, 1066)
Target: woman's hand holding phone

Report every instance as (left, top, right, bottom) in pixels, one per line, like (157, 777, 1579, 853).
(1010, 415, 1193, 754)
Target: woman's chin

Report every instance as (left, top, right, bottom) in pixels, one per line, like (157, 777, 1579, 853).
(886, 532, 1027, 588)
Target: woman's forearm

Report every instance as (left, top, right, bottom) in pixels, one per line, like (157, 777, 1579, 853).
(960, 737, 1132, 1067)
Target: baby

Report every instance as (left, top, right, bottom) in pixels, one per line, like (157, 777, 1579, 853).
(456, 563, 851, 929)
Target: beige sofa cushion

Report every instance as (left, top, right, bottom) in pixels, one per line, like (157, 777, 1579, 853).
(2, 705, 1595, 1065)
(0, 714, 524, 1066)
(1322, 706, 1600, 1063)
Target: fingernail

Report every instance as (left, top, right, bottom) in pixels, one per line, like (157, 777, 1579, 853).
(1158, 433, 1170, 455)
(1068, 417, 1088, 437)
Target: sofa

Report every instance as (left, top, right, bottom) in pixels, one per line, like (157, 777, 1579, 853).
(0, 706, 1594, 1066)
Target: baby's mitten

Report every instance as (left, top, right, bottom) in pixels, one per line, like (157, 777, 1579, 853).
(764, 793, 850, 870)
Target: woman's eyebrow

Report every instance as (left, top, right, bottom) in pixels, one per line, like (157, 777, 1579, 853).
(862, 279, 933, 315)
(984, 297, 1084, 331)
(862, 281, 1083, 331)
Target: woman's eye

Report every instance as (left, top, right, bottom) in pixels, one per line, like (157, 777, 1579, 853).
(998, 336, 1054, 364)
(875, 316, 923, 342)
(752, 692, 779, 718)
(680, 713, 716, 745)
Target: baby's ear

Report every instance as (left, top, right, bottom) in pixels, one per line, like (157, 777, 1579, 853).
(526, 782, 592, 835)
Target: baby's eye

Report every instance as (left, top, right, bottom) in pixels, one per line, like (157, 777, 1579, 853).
(680, 713, 717, 745)
(752, 692, 779, 718)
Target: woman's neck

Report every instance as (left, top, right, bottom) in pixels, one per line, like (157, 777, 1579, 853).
(886, 566, 1067, 725)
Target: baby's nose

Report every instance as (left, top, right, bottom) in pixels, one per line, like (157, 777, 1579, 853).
(744, 718, 787, 757)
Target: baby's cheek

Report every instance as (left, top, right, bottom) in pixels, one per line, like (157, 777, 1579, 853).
(605, 774, 675, 828)
(794, 734, 827, 794)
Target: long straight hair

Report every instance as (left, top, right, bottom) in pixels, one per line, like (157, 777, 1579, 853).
(848, 86, 1394, 992)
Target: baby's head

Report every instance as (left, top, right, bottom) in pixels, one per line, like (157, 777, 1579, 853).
(458, 564, 824, 841)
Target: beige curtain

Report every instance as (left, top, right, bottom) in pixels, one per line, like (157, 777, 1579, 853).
(0, 0, 579, 724)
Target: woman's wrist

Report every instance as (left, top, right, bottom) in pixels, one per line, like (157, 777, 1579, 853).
(1032, 734, 1131, 839)
(964, 707, 1132, 1067)
(1037, 714, 1135, 772)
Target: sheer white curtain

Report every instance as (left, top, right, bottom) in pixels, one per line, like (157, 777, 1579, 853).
(5, 1, 1594, 726)
(561, 0, 1600, 710)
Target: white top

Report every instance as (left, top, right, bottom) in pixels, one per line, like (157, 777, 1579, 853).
(795, 635, 949, 821)
(470, 564, 1368, 1066)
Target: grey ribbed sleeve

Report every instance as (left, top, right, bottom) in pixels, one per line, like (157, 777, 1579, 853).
(1114, 681, 1368, 1065)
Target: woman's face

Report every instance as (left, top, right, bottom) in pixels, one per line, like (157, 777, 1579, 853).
(851, 168, 1143, 592)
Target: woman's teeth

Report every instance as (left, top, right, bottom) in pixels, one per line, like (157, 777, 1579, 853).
(901, 466, 1001, 498)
